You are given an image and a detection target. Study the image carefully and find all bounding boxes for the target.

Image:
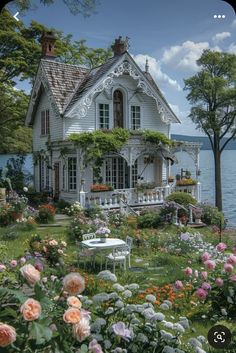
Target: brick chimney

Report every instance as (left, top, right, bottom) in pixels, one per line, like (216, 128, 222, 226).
(41, 31, 56, 58)
(112, 36, 130, 56)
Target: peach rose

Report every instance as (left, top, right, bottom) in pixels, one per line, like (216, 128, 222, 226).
(67, 296, 82, 309)
(72, 318, 90, 342)
(0, 323, 16, 347)
(20, 264, 40, 285)
(63, 273, 85, 295)
(20, 298, 41, 321)
(63, 308, 81, 324)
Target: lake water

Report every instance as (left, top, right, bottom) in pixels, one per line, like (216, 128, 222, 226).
(0, 151, 236, 226)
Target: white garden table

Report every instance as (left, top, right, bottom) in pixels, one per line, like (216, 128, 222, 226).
(81, 238, 126, 270)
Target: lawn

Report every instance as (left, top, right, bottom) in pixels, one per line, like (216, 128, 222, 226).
(1, 209, 236, 352)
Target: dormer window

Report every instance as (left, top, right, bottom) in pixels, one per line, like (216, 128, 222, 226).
(113, 90, 123, 128)
(41, 110, 50, 136)
(99, 104, 109, 129)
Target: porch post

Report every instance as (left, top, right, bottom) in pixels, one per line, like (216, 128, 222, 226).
(76, 148, 80, 202)
(196, 181, 201, 203)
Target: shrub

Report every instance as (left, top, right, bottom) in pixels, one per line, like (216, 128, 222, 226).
(27, 191, 50, 207)
(64, 201, 82, 216)
(198, 203, 224, 227)
(137, 212, 162, 228)
(37, 204, 56, 223)
(83, 204, 105, 220)
(55, 199, 71, 213)
(166, 191, 197, 208)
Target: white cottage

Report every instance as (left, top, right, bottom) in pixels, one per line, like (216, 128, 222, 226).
(26, 34, 200, 208)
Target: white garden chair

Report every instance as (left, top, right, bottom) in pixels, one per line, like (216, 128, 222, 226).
(125, 236, 133, 268)
(82, 233, 96, 241)
(105, 245, 129, 274)
(77, 242, 96, 269)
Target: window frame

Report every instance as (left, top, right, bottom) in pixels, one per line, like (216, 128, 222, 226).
(67, 157, 77, 191)
(98, 103, 110, 130)
(41, 109, 50, 136)
(130, 105, 141, 130)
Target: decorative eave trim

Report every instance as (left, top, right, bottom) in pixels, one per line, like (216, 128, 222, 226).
(65, 53, 179, 125)
(25, 62, 61, 126)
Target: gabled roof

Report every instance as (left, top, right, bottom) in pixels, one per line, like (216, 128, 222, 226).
(41, 59, 89, 113)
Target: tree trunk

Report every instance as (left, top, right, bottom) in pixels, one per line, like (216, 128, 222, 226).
(213, 145, 222, 211)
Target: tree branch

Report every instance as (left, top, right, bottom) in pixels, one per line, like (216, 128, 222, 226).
(220, 129, 236, 153)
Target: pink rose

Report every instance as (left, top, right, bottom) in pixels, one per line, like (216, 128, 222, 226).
(224, 263, 234, 273)
(184, 267, 193, 276)
(10, 260, 17, 268)
(201, 252, 211, 262)
(201, 282, 211, 291)
(195, 288, 208, 300)
(216, 242, 227, 252)
(0, 323, 16, 347)
(20, 298, 41, 321)
(227, 254, 236, 266)
(175, 280, 183, 290)
(229, 275, 236, 282)
(20, 264, 40, 285)
(204, 260, 216, 270)
(72, 318, 90, 342)
(201, 271, 208, 280)
(63, 273, 85, 295)
(0, 264, 6, 272)
(215, 278, 224, 287)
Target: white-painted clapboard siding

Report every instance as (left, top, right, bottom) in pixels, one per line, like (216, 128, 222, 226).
(33, 90, 63, 152)
(63, 75, 169, 137)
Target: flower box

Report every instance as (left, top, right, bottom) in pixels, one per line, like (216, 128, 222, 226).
(176, 178, 197, 186)
(90, 184, 113, 192)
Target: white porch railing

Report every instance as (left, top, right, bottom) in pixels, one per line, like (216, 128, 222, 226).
(85, 186, 169, 209)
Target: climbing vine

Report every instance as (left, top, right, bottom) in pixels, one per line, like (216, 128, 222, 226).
(142, 130, 173, 146)
(69, 128, 129, 182)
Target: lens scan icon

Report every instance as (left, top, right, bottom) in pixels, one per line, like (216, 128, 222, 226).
(208, 325, 231, 349)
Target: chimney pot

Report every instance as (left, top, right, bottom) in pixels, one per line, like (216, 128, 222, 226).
(112, 36, 130, 56)
(41, 31, 56, 59)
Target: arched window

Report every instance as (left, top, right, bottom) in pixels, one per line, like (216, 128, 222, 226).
(113, 90, 123, 128)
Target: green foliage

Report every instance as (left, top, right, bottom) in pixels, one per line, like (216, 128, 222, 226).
(166, 191, 197, 208)
(69, 129, 129, 181)
(143, 130, 173, 146)
(54, 199, 71, 213)
(198, 203, 224, 227)
(37, 204, 56, 224)
(137, 212, 162, 229)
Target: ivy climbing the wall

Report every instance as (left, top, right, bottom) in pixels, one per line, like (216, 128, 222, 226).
(69, 128, 129, 183)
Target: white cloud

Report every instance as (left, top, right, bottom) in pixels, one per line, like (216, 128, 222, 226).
(133, 54, 182, 92)
(231, 19, 236, 28)
(161, 41, 210, 72)
(228, 43, 236, 54)
(212, 32, 231, 43)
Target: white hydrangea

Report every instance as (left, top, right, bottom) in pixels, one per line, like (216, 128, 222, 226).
(160, 303, 170, 310)
(155, 312, 165, 321)
(160, 330, 174, 341)
(163, 300, 172, 308)
(188, 338, 202, 348)
(105, 306, 114, 315)
(142, 307, 155, 320)
(130, 318, 140, 325)
(113, 283, 125, 292)
(97, 270, 117, 282)
(178, 317, 190, 329)
(136, 333, 148, 343)
(195, 348, 207, 353)
(122, 289, 132, 298)
(163, 321, 174, 329)
(115, 300, 124, 308)
(104, 340, 112, 349)
(173, 323, 185, 333)
(92, 293, 110, 304)
(83, 299, 93, 307)
(124, 304, 137, 314)
(108, 292, 120, 300)
(91, 333, 104, 342)
(197, 336, 206, 343)
(145, 294, 156, 303)
(127, 283, 139, 290)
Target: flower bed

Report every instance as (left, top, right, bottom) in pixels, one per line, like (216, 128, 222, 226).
(90, 184, 113, 192)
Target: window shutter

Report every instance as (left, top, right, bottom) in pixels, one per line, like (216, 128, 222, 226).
(46, 110, 50, 134)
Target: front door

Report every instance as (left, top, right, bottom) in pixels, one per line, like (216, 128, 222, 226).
(54, 162, 60, 200)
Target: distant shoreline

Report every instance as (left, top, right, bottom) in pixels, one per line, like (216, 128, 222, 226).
(171, 134, 236, 150)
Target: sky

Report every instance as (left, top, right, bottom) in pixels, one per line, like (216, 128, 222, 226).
(5, 0, 236, 136)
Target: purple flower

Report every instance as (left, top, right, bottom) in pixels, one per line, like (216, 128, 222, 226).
(89, 339, 104, 353)
(112, 321, 132, 340)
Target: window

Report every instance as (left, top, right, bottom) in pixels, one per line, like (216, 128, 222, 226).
(99, 104, 109, 129)
(131, 106, 141, 130)
(131, 160, 138, 187)
(105, 157, 128, 189)
(62, 164, 66, 190)
(113, 90, 124, 128)
(45, 166, 50, 190)
(41, 110, 50, 136)
(68, 157, 77, 191)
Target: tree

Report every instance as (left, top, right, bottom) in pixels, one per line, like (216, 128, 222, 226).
(184, 50, 236, 211)
(0, 9, 112, 153)
(11, 0, 98, 16)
